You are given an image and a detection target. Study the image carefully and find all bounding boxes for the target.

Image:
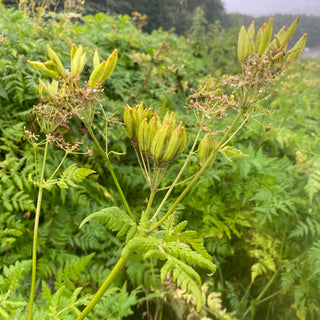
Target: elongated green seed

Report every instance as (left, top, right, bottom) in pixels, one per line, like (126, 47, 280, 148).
(162, 126, 180, 162)
(27, 60, 60, 79)
(138, 117, 149, 151)
(258, 18, 273, 56)
(151, 124, 171, 160)
(198, 134, 214, 167)
(88, 61, 106, 88)
(124, 105, 135, 139)
(47, 44, 67, 77)
(93, 48, 100, 69)
(238, 26, 248, 62)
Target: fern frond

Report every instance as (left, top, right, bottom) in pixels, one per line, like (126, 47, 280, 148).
(162, 218, 212, 259)
(305, 169, 320, 203)
(48, 285, 66, 317)
(163, 242, 216, 273)
(251, 254, 276, 283)
(56, 164, 95, 189)
(79, 207, 136, 239)
(289, 217, 320, 239)
(308, 240, 320, 280)
(42, 281, 52, 306)
(0, 212, 25, 248)
(123, 236, 162, 256)
(55, 253, 95, 291)
(161, 257, 203, 311)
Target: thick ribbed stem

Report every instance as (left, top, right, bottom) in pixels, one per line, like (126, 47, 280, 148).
(76, 250, 133, 320)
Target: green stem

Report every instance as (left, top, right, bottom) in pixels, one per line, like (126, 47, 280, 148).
(33, 145, 39, 184)
(221, 116, 247, 149)
(242, 271, 278, 319)
(148, 112, 243, 233)
(134, 145, 151, 187)
(139, 145, 152, 185)
(142, 190, 156, 223)
(157, 173, 196, 191)
(256, 289, 281, 305)
(87, 126, 134, 221)
(47, 151, 69, 183)
(76, 250, 133, 320)
(28, 139, 49, 320)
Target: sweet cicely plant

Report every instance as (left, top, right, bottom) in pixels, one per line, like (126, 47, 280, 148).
(26, 16, 306, 319)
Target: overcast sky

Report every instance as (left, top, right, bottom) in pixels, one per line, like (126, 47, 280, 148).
(222, 0, 320, 16)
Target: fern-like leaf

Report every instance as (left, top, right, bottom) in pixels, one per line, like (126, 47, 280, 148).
(289, 217, 320, 239)
(161, 257, 203, 311)
(123, 235, 162, 256)
(305, 169, 320, 203)
(79, 207, 136, 239)
(57, 164, 95, 189)
(163, 242, 216, 274)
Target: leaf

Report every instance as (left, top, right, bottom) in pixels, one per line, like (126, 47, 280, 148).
(305, 169, 320, 203)
(79, 207, 136, 239)
(42, 280, 52, 305)
(57, 164, 95, 189)
(220, 146, 249, 162)
(160, 257, 203, 311)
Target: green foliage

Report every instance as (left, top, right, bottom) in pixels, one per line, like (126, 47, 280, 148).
(56, 164, 95, 189)
(0, 212, 25, 249)
(305, 161, 320, 203)
(84, 0, 226, 35)
(1, 4, 320, 320)
(0, 260, 31, 318)
(80, 207, 137, 240)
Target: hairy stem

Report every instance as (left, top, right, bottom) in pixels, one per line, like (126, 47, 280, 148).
(87, 126, 134, 221)
(28, 139, 49, 320)
(75, 250, 133, 320)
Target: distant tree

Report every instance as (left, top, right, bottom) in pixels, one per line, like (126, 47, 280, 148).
(2, 0, 226, 35)
(84, 0, 226, 34)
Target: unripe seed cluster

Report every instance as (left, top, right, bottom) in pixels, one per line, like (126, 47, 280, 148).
(124, 102, 187, 163)
(237, 16, 306, 64)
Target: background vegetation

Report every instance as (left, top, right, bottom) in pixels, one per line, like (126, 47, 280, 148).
(1, 1, 320, 319)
